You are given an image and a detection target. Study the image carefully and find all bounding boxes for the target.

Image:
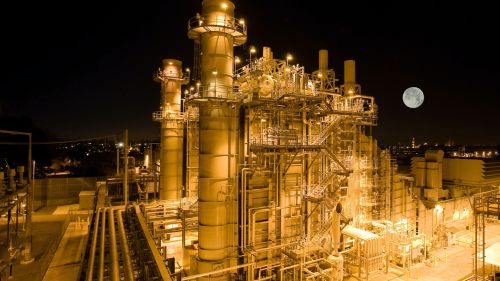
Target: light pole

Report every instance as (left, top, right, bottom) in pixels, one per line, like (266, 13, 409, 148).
(286, 53, 293, 66)
(249, 46, 256, 67)
(285, 53, 292, 91)
(234, 56, 241, 76)
(196, 81, 201, 96)
(116, 142, 123, 176)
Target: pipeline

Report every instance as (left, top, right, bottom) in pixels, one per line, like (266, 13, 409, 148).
(85, 209, 101, 281)
(108, 209, 119, 281)
(98, 208, 106, 281)
(117, 209, 134, 281)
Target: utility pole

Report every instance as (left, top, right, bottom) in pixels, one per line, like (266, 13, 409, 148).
(124, 129, 128, 206)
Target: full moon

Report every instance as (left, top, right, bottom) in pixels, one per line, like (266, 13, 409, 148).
(402, 87, 424, 108)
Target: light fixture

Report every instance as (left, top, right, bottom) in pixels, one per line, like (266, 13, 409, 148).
(434, 204, 443, 214)
(250, 46, 256, 54)
(239, 18, 245, 25)
(318, 73, 323, 78)
(186, 68, 190, 72)
(212, 70, 218, 75)
(286, 54, 293, 61)
(221, 3, 228, 9)
(235, 56, 241, 64)
(168, 62, 173, 65)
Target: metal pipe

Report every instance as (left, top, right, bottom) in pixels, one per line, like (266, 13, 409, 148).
(117, 209, 134, 281)
(108, 208, 119, 281)
(86, 209, 101, 281)
(241, 167, 251, 247)
(98, 208, 106, 281)
(181, 262, 254, 281)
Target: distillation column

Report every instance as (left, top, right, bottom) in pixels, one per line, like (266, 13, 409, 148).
(155, 59, 185, 200)
(188, 1, 247, 279)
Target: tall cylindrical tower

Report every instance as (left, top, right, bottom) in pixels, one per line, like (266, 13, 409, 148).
(154, 59, 187, 200)
(343, 59, 357, 95)
(318, 49, 329, 72)
(188, 0, 247, 279)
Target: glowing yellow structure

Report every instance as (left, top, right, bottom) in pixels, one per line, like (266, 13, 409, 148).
(62, 3, 500, 280)
(153, 1, 391, 279)
(154, 59, 188, 200)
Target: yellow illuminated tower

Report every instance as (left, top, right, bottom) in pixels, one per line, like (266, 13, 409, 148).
(187, 1, 247, 279)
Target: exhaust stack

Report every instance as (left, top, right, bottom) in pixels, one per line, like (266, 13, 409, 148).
(154, 59, 186, 200)
(188, 0, 247, 279)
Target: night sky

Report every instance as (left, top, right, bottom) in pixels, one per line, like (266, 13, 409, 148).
(2, 1, 499, 145)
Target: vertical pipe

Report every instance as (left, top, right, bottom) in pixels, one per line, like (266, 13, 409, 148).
(124, 129, 129, 205)
(98, 208, 107, 281)
(115, 142, 120, 177)
(22, 133, 33, 263)
(86, 209, 101, 281)
(108, 209, 119, 281)
(158, 59, 184, 200)
(332, 203, 341, 255)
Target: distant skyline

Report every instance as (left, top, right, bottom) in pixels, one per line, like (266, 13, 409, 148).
(2, 1, 499, 144)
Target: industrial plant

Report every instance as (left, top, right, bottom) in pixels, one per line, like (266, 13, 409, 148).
(1, 1, 500, 281)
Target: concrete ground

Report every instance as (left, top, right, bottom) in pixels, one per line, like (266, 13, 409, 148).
(0, 204, 91, 281)
(346, 220, 500, 281)
(1, 205, 69, 281)
(42, 213, 89, 281)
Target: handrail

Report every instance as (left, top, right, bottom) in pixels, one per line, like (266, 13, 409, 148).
(187, 14, 247, 35)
